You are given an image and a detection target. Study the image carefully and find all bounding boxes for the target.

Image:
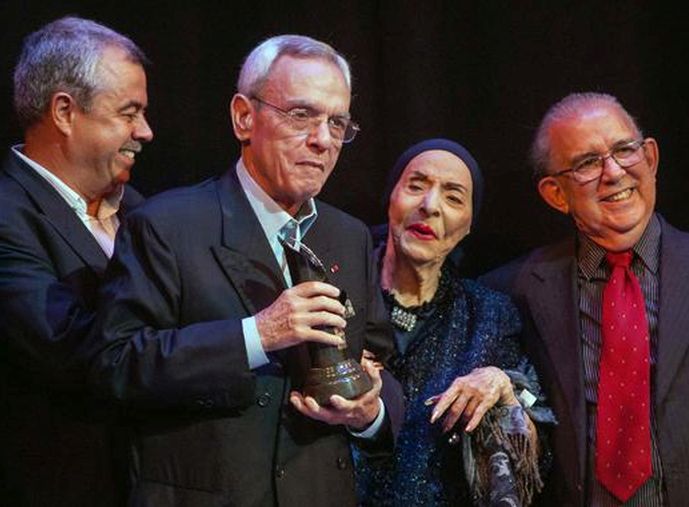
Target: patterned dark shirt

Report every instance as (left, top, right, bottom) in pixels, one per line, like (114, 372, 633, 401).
(577, 214, 665, 506)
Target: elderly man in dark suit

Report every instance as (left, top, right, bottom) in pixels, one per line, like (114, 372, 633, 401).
(482, 92, 689, 506)
(91, 35, 403, 506)
(0, 17, 153, 506)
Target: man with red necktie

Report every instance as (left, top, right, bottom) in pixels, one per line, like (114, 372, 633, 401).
(482, 92, 689, 506)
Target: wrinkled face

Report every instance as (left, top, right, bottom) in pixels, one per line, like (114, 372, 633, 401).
(388, 150, 473, 266)
(538, 104, 658, 251)
(70, 46, 153, 199)
(236, 55, 350, 215)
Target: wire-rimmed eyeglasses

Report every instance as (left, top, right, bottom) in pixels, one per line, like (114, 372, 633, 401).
(549, 139, 647, 183)
(250, 96, 360, 144)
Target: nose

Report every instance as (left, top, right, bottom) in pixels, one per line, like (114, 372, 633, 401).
(599, 155, 626, 183)
(420, 187, 441, 216)
(306, 119, 334, 151)
(133, 115, 154, 143)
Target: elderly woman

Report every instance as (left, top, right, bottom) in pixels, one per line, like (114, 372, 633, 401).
(356, 139, 554, 506)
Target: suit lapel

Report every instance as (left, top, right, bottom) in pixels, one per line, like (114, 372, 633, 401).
(656, 217, 689, 405)
(117, 186, 144, 227)
(522, 239, 586, 477)
(4, 152, 109, 274)
(211, 169, 285, 316)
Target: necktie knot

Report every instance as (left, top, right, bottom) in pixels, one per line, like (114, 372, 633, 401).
(279, 220, 299, 248)
(605, 250, 633, 269)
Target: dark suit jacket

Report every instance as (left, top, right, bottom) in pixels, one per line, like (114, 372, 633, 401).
(91, 169, 403, 507)
(0, 150, 143, 506)
(480, 215, 689, 506)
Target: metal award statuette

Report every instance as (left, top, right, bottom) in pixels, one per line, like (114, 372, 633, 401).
(280, 238, 373, 405)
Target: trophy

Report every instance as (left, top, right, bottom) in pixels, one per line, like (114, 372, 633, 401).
(280, 238, 372, 405)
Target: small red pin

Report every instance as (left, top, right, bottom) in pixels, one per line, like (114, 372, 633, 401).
(330, 263, 340, 273)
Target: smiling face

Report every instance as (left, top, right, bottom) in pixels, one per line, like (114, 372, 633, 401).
(387, 150, 473, 267)
(231, 55, 350, 215)
(68, 46, 153, 200)
(537, 103, 658, 251)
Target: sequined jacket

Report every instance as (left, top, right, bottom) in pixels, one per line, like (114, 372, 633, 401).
(356, 265, 553, 506)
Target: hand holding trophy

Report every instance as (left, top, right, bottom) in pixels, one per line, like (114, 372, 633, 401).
(280, 238, 373, 405)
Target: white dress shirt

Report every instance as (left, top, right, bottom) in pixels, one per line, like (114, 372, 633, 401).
(12, 145, 123, 258)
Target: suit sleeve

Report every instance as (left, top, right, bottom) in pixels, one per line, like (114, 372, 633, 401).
(0, 210, 94, 386)
(90, 210, 256, 410)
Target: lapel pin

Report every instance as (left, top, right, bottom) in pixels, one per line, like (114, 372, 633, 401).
(330, 263, 340, 273)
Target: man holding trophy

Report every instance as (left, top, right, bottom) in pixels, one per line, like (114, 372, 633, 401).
(91, 34, 403, 506)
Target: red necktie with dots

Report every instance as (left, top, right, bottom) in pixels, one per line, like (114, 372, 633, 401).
(595, 251, 652, 501)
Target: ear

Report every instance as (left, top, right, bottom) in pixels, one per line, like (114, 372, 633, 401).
(50, 92, 77, 136)
(642, 137, 659, 178)
(230, 93, 254, 143)
(537, 176, 570, 214)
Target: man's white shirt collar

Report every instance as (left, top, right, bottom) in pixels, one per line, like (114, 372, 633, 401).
(11, 145, 123, 220)
(235, 159, 317, 242)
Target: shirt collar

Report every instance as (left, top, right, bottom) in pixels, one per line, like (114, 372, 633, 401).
(235, 159, 317, 240)
(11, 144, 123, 220)
(577, 213, 661, 279)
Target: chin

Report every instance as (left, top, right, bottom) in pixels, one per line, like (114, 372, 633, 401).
(400, 245, 438, 265)
(294, 185, 323, 202)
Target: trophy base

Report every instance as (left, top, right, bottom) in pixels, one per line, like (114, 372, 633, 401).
(302, 358, 373, 406)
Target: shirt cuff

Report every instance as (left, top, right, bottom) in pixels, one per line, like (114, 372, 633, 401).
(242, 316, 270, 369)
(348, 397, 385, 439)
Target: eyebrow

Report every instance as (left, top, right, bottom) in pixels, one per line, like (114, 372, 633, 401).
(571, 137, 637, 163)
(283, 99, 351, 119)
(444, 182, 469, 193)
(117, 100, 146, 112)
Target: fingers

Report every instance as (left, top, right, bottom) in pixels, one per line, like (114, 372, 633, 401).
(434, 391, 469, 431)
(289, 391, 344, 425)
(360, 356, 384, 386)
(430, 378, 465, 424)
(361, 350, 384, 371)
(464, 399, 492, 432)
(300, 310, 347, 331)
(289, 368, 382, 429)
(429, 367, 510, 433)
(290, 391, 325, 418)
(291, 281, 342, 300)
(257, 281, 349, 352)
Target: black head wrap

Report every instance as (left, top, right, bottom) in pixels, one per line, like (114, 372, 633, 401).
(382, 138, 484, 229)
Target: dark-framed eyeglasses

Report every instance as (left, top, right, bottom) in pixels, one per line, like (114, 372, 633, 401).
(549, 139, 647, 184)
(250, 96, 360, 144)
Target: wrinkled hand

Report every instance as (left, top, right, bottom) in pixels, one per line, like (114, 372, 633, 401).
(256, 281, 346, 352)
(428, 366, 519, 433)
(290, 357, 383, 430)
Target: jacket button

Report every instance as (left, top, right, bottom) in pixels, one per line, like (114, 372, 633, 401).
(257, 392, 271, 407)
(196, 398, 214, 408)
(336, 457, 348, 470)
(275, 467, 286, 479)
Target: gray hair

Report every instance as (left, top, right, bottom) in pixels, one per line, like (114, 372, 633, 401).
(237, 34, 351, 96)
(531, 92, 643, 180)
(14, 16, 148, 128)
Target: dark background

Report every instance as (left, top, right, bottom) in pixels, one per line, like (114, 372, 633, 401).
(2, 1, 687, 276)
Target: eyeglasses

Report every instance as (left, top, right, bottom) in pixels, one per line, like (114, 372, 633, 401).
(250, 96, 360, 143)
(550, 139, 647, 183)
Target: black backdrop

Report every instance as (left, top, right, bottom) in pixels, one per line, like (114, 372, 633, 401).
(2, 1, 688, 276)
